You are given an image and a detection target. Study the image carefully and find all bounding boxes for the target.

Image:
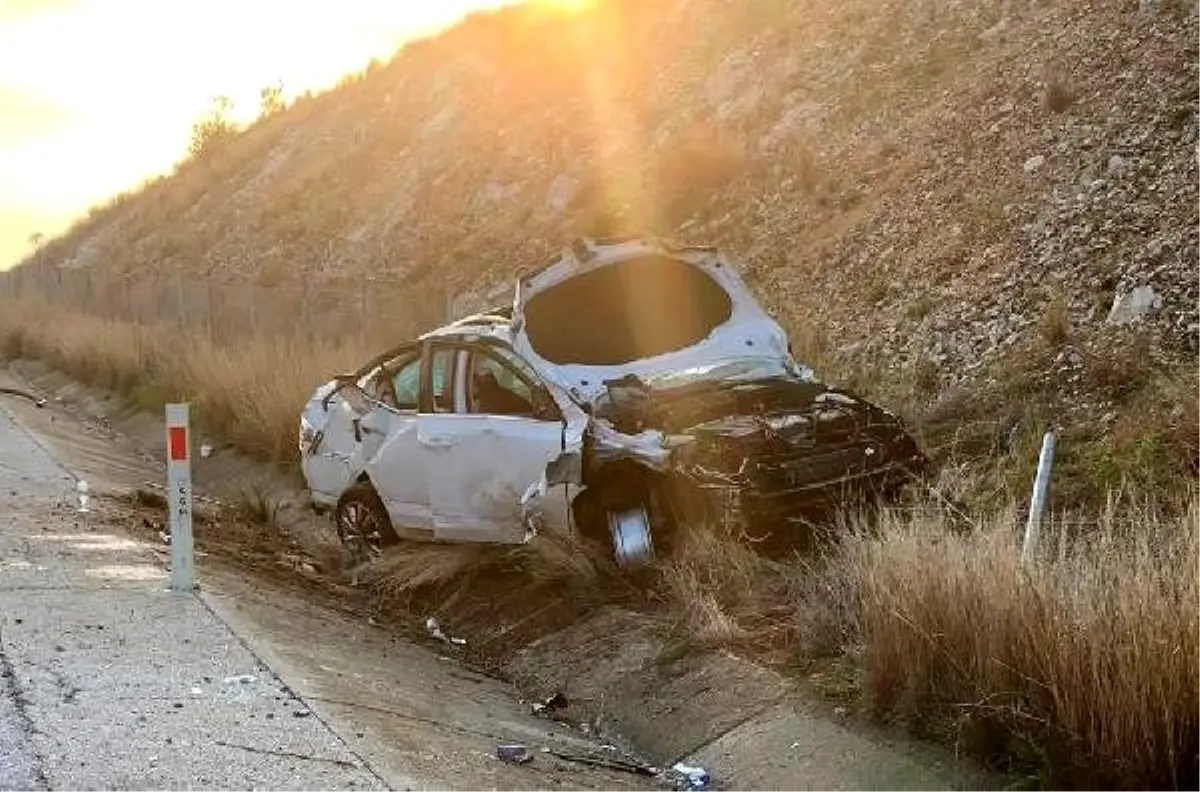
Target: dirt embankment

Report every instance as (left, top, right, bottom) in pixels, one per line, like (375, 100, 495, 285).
(0, 357, 999, 790)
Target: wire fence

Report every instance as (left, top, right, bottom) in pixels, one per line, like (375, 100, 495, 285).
(0, 265, 512, 349)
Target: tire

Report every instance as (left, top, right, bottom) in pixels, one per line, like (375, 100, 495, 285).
(334, 481, 398, 563)
(572, 472, 662, 567)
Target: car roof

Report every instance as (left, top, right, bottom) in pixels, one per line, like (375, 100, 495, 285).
(420, 313, 514, 343)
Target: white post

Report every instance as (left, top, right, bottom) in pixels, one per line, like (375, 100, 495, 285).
(1021, 430, 1057, 566)
(166, 403, 195, 591)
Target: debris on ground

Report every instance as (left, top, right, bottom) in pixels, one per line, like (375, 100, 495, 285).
(75, 479, 90, 513)
(0, 387, 46, 407)
(668, 761, 712, 790)
(496, 744, 533, 764)
(425, 616, 467, 646)
(543, 747, 659, 777)
(531, 691, 569, 718)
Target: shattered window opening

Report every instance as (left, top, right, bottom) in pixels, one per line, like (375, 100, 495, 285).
(469, 350, 536, 417)
(523, 254, 733, 365)
(389, 356, 422, 410)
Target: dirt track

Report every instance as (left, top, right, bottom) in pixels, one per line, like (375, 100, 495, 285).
(1, 359, 999, 790)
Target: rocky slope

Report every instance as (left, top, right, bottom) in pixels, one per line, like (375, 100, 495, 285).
(15, 0, 1199, 400)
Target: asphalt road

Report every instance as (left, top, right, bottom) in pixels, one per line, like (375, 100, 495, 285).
(0, 384, 660, 791)
(0, 403, 389, 790)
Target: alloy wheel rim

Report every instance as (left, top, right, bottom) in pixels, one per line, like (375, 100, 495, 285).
(338, 501, 385, 557)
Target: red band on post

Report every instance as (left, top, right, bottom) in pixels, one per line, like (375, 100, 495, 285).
(168, 426, 188, 461)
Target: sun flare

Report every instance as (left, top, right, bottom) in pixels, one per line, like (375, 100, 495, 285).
(0, 0, 518, 269)
(535, 0, 596, 12)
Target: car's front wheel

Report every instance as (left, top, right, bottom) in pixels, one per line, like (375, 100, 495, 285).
(335, 481, 399, 564)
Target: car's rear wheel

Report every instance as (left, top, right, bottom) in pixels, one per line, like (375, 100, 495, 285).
(335, 482, 398, 563)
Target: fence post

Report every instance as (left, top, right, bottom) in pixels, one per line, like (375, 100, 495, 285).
(248, 279, 259, 337)
(359, 272, 369, 347)
(1021, 430, 1057, 566)
(205, 277, 215, 343)
(301, 270, 311, 341)
(174, 271, 186, 329)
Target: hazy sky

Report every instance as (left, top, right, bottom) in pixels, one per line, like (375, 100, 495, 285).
(0, 0, 527, 269)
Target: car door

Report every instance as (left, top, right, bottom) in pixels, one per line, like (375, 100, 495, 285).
(417, 341, 569, 543)
(359, 350, 435, 536)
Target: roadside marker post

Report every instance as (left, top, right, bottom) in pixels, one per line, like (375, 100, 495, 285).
(166, 403, 195, 592)
(1021, 429, 1057, 567)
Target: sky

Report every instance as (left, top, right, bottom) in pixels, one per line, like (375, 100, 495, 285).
(0, 0, 533, 269)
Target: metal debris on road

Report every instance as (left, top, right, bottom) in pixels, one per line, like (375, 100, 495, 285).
(496, 744, 533, 764)
(223, 674, 258, 685)
(669, 761, 711, 790)
(544, 747, 658, 777)
(0, 387, 46, 407)
(425, 616, 467, 646)
(75, 479, 90, 513)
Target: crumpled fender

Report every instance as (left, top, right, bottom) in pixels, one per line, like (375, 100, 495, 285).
(518, 381, 675, 531)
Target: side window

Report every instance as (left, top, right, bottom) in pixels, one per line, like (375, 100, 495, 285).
(469, 351, 535, 417)
(390, 357, 422, 410)
(429, 348, 455, 413)
(490, 345, 541, 384)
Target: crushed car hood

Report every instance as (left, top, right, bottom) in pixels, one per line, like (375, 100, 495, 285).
(508, 237, 810, 408)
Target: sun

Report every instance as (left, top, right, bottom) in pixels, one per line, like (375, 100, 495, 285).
(535, 0, 596, 12)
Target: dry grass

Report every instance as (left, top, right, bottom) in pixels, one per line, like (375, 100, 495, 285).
(358, 524, 615, 613)
(236, 480, 283, 527)
(659, 521, 773, 647)
(1038, 292, 1071, 348)
(800, 501, 1199, 788)
(654, 497, 1198, 788)
(1042, 73, 1077, 114)
(0, 296, 367, 463)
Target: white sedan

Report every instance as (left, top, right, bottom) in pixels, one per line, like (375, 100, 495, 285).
(299, 237, 926, 564)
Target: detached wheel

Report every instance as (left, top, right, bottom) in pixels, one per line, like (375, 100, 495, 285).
(335, 482, 398, 563)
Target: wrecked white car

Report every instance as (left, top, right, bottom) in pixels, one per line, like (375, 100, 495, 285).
(299, 237, 926, 564)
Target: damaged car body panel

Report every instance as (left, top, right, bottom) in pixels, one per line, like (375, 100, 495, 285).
(509, 237, 810, 407)
(300, 237, 927, 563)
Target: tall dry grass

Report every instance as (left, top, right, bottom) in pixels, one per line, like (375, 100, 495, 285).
(0, 296, 367, 462)
(659, 501, 1198, 787)
(778, 500, 1199, 789)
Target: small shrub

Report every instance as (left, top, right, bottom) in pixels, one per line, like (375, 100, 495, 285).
(188, 95, 238, 160)
(1039, 293, 1070, 348)
(905, 293, 935, 322)
(1079, 332, 1153, 402)
(1042, 74, 1076, 114)
(911, 356, 941, 396)
(258, 81, 285, 119)
(659, 521, 771, 649)
(237, 482, 281, 527)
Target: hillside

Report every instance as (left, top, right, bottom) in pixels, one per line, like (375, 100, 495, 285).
(8, 0, 1199, 500)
